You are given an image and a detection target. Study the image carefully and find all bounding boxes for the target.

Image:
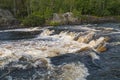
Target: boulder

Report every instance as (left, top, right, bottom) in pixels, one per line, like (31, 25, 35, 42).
(90, 37, 108, 52)
(96, 44, 107, 52)
(52, 12, 78, 25)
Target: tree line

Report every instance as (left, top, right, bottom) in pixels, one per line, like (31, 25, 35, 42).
(0, 0, 120, 26)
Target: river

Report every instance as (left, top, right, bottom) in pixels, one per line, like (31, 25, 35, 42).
(0, 23, 120, 80)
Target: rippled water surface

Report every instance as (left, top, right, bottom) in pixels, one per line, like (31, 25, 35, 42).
(0, 23, 120, 80)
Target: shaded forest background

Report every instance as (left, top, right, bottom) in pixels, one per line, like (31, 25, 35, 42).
(0, 0, 120, 26)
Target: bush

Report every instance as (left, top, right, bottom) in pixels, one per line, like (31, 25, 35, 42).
(72, 9, 82, 18)
(44, 8, 53, 20)
(22, 14, 45, 27)
(49, 21, 61, 26)
(102, 10, 111, 16)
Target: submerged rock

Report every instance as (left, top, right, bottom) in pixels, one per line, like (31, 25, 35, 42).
(96, 44, 107, 52)
(0, 24, 119, 80)
(0, 28, 109, 68)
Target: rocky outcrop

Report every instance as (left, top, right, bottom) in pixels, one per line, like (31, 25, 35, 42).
(51, 12, 120, 26)
(0, 9, 17, 27)
(52, 12, 78, 25)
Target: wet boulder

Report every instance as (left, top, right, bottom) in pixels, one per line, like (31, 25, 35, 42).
(89, 37, 108, 52)
(96, 44, 107, 52)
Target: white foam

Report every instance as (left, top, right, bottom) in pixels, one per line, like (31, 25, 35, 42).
(0, 27, 40, 32)
(0, 29, 107, 69)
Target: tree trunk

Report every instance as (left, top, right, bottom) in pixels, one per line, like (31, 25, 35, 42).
(13, 0, 16, 16)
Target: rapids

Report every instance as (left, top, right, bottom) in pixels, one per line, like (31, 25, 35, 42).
(0, 23, 120, 80)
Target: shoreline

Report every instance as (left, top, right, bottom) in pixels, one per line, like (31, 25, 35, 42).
(0, 16, 120, 30)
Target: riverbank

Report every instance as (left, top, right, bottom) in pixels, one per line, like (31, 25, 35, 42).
(46, 13, 120, 26)
(0, 9, 120, 30)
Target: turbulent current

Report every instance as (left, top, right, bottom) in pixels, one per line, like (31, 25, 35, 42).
(0, 23, 120, 80)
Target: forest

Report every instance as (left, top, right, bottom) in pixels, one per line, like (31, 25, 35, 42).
(0, 0, 120, 26)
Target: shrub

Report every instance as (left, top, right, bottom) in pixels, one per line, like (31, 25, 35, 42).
(49, 21, 61, 26)
(72, 9, 82, 18)
(102, 10, 111, 16)
(22, 14, 45, 27)
(44, 8, 53, 20)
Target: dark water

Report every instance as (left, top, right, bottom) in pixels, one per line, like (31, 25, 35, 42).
(0, 23, 120, 80)
(0, 23, 120, 40)
(0, 31, 41, 40)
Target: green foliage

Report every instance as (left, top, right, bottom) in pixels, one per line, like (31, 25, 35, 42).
(102, 10, 111, 16)
(59, 8, 64, 14)
(72, 9, 81, 18)
(0, 0, 120, 26)
(22, 14, 45, 27)
(1, 0, 120, 17)
(49, 21, 60, 26)
(44, 8, 53, 20)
